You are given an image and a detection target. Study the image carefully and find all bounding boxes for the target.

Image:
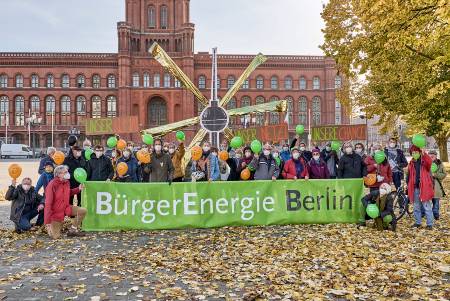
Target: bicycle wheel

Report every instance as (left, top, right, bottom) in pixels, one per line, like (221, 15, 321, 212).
(391, 191, 406, 221)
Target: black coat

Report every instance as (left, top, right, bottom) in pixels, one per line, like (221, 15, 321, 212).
(5, 185, 44, 224)
(337, 153, 368, 179)
(86, 155, 114, 181)
(226, 158, 240, 181)
(63, 153, 87, 188)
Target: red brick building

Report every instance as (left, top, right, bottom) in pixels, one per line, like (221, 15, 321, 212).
(0, 0, 348, 150)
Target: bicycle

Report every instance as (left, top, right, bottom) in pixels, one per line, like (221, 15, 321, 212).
(390, 186, 412, 221)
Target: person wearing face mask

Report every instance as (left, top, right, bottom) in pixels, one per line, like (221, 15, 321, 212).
(384, 137, 408, 190)
(308, 149, 330, 179)
(63, 146, 87, 206)
(358, 183, 396, 231)
(197, 144, 220, 181)
(363, 144, 392, 192)
(249, 144, 280, 181)
(337, 142, 367, 179)
(354, 143, 367, 161)
(36, 162, 55, 195)
(321, 142, 339, 179)
(290, 135, 313, 162)
(280, 143, 291, 162)
(38, 147, 56, 175)
(169, 140, 185, 182)
(271, 148, 284, 179)
(406, 145, 434, 229)
(421, 150, 446, 221)
(282, 147, 309, 180)
(118, 147, 140, 182)
(225, 149, 240, 181)
(147, 138, 174, 183)
(44, 165, 87, 239)
(86, 145, 114, 181)
(6, 177, 44, 233)
(237, 146, 254, 179)
(163, 142, 170, 154)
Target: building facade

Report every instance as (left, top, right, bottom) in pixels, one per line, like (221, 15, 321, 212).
(0, 0, 348, 149)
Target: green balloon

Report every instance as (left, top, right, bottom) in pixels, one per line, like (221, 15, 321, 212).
(176, 131, 185, 141)
(431, 162, 438, 173)
(250, 139, 262, 154)
(275, 157, 281, 166)
(412, 134, 426, 148)
(374, 150, 386, 164)
(230, 136, 243, 149)
(142, 134, 154, 145)
(383, 214, 393, 224)
(74, 168, 87, 184)
(296, 125, 305, 135)
(84, 148, 93, 161)
(331, 141, 341, 151)
(366, 204, 380, 219)
(107, 136, 118, 148)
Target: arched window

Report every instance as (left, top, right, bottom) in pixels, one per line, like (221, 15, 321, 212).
(15, 96, 25, 126)
(299, 76, 306, 90)
(241, 96, 251, 107)
(198, 75, 206, 89)
(31, 74, 39, 88)
(45, 96, 55, 114)
(143, 73, 150, 87)
(227, 76, 235, 89)
(271, 76, 278, 90)
(313, 76, 320, 90)
(284, 76, 293, 90)
(92, 74, 101, 88)
(61, 96, 71, 114)
(160, 5, 168, 29)
(242, 79, 249, 89)
(46, 74, 54, 88)
(148, 6, 156, 28)
(15, 74, 24, 88)
(107, 74, 116, 88)
(0, 96, 9, 126)
(164, 73, 171, 88)
(335, 99, 341, 125)
(312, 96, 321, 125)
(255, 96, 265, 125)
(269, 96, 280, 124)
(132, 73, 140, 87)
(153, 73, 160, 88)
(298, 96, 307, 125)
(77, 75, 85, 88)
(61, 74, 70, 88)
(30, 96, 40, 113)
(256, 76, 264, 89)
(0, 74, 7, 88)
(76, 96, 86, 115)
(335, 75, 342, 89)
(107, 96, 117, 117)
(91, 96, 101, 118)
(286, 96, 294, 125)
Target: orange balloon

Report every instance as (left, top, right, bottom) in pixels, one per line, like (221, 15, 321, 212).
(219, 151, 229, 161)
(53, 151, 65, 165)
(364, 174, 377, 186)
(191, 146, 203, 161)
(116, 162, 128, 176)
(8, 164, 22, 179)
(240, 168, 251, 181)
(136, 149, 151, 164)
(116, 139, 127, 151)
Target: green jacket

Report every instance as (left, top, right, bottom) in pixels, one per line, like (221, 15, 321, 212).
(432, 160, 447, 198)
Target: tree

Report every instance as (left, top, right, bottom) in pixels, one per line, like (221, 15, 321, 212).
(321, 0, 450, 161)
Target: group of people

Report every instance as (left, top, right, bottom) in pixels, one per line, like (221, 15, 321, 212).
(5, 134, 446, 237)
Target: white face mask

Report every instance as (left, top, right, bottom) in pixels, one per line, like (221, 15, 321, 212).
(63, 173, 71, 180)
(263, 150, 270, 156)
(169, 149, 175, 154)
(345, 147, 353, 154)
(154, 145, 162, 152)
(313, 155, 320, 161)
(326, 146, 331, 152)
(283, 147, 289, 151)
(355, 149, 363, 154)
(389, 143, 396, 148)
(163, 147, 169, 152)
(236, 154, 242, 159)
(203, 146, 210, 152)
(292, 153, 300, 160)
(95, 151, 103, 158)
(211, 152, 218, 157)
(123, 151, 130, 158)
(111, 151, 117, 158)
(245, 152, 251, 158)
(272, 153, 279, 158)
(22, 184, 31, 191)
(299, 147, 306, 152)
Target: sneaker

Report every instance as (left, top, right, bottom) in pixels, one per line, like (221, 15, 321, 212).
(67, 229, 86, 237)
(434, 216, 439, 221)
(357, 222, 366, 227)
(425, 226, 433, 230)
(411, 224, 421, 228)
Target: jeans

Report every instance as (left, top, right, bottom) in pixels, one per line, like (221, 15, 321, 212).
(392, 172, 402, 190)
(413, 188, 433, 227)
(16, 208, 44, 231)
(421, 198, 440, 219)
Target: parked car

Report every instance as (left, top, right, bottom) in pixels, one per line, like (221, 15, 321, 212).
(1, 144, 33, 159)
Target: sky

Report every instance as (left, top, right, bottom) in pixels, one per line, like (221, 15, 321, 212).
(0, 0, 326, 55)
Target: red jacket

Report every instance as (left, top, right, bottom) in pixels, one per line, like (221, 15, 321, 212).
(407, 153, 434, 202)
(44, 178, 80, 224)
(364, 156, 393, 188)
(282, 158, 309, 179)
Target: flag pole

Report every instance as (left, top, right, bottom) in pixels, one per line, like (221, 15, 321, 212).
(51, 105, 54, 147)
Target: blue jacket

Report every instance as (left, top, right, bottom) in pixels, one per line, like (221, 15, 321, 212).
(280, 150, 291, 162)
(35, 172, 54, 194)
(118, 156, 140, 182)
(209, 154, 220, 181)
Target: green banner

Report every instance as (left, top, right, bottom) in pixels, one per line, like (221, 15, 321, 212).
(81, 179, 364, 231)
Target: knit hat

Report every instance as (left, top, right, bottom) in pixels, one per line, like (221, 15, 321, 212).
(410, 145, 421, 153)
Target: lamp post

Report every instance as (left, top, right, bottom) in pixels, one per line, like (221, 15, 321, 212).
(359, 114, 369, 148)
(26, 113, 42, 158)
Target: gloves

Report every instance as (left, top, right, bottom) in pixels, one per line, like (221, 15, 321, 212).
(377, 175, 384, 182)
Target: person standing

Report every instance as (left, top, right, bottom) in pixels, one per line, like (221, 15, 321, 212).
(169, 140, 185, 182)
(280, 143, 291, 162)
(282, 147, 309, 180)
(406, 145, 434, 229)
(364, 144, 393, 192)
(321, 142, 339, 179)
(6, 177, 44, 233)
(38, 147, 56, 174)
(118, 148, 140, 182)
(147, 138, 174, 183)
(86, 145, 114, 181)
(308, 149, 330, 179)
(427, 150, 446, 220)
(63, 146, 86, 206)
(384, 137, 408, 190)
(290, 136, 312, 162)
(337, 142, 367, 179)
(249, 144, 280, 180)
(199, 144, 220, 181)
